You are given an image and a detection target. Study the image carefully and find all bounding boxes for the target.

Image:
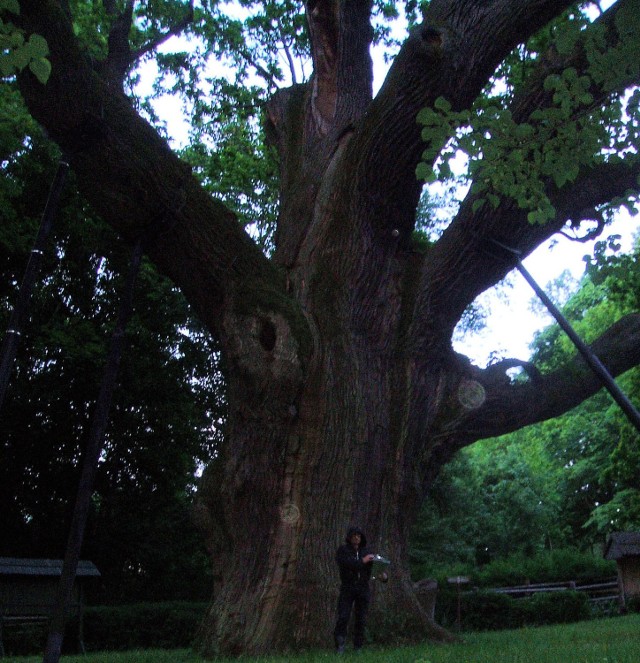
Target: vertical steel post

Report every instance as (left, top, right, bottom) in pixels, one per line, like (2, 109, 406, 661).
(0, 159, 69, 410)
(42, 238, 144, 663)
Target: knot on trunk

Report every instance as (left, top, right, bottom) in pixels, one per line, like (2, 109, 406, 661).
(222, 309, 304, 406)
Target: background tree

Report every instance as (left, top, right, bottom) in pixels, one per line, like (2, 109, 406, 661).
(411, 430, 567, 573)
(532, 235, 640, 541)
(412, 235, 640, 579)
(0, 105, 224, 602)
(5, 0, 640, 656)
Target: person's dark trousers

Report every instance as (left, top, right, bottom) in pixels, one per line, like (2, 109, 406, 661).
(334, 585, 370, 651)
(352, 587, 369, 649)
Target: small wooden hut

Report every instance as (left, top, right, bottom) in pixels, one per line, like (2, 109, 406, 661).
(604, 532, 640, 609)
(0, 557, 100, 656)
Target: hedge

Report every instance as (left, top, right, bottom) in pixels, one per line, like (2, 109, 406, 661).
(436, 588, 593, 631)
(0, 602, 208, 656)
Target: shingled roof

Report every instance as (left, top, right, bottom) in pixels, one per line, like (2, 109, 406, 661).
(0, 558, 100, 577)
(604, 532, 640, 561)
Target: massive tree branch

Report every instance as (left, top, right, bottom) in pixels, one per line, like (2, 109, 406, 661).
(266, 1, 374, 267)
(345, 0, 576, 238)
(14, 0, 300, 345)
(416, 155, 640, 349)
(443, 313, 640, 444)
(305, 0, 373, 133)
(131, 1, 195, 63)
(411, 0, 640, 345)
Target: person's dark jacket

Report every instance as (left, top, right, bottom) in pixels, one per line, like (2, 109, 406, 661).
(335, 527, 373, 588)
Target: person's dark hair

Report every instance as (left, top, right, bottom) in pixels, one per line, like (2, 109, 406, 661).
(345, 527, 367, 546)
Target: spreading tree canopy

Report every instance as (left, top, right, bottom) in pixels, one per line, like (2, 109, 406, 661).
(4, 0, 640, 656)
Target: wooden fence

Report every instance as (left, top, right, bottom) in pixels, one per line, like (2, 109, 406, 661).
(488, 577, 619, 604)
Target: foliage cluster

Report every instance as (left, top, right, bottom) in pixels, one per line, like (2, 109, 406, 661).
(128, 1, 301, 253)
(82, 602, 207, 653)
(416, 4, 640, 225)
(0, 97, 223, 603)
(528, 237, 640, 541)
(410, 442, 568, 576)
(470, 549, 615, 587)
(411, 236, 640, 583)
(0, 0, 50, 83)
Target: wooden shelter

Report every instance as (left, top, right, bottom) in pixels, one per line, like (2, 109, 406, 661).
(604, 532, 640, 610)
(0, 557, 100, 656)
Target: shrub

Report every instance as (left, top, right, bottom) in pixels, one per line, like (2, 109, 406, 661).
(437, 589, 593, 632)
(0, 621, 49, 656)
(474, 549, 616, 587)
(0, 602, 208, 656)
(460, 590, 526, 631)
(524, 591, 592, 626)
(83, 602, 208, 651)
(416, 549, 615, 602)
(626, 595, 640, 613)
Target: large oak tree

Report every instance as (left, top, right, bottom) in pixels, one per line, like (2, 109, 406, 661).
(7, 0, 640, 656)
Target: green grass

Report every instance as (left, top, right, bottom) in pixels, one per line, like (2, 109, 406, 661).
(4, 614, 640, 663)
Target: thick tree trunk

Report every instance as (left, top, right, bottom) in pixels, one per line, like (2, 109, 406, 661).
(198, 297, 453, 654)
(191, 57, 455, 648)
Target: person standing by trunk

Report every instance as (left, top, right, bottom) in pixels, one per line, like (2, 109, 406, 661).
(333, 526, 375, 654)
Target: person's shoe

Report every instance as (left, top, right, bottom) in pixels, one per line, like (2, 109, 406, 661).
(335, 636, 346, 654)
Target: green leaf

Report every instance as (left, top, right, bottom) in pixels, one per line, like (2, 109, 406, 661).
(10, 45, 30, 70)
(433, 96, 451, 113)
(26, 33, 49, 58)
(555, 23, 580, 56)
(543, 74, 561, 92)
(415, 161, 433, 181)
(565, 163, 579, 183)
(29, 57, 51, 84)
(0, 57, 14, 76)
(552, 169, 566, 188)
(416, 107, 435, 125)
(472, 198, 486, 213)
(487, 193, 500, 209)
(514, 123, 534, 140)
(439, 160, 452, 180)
(527, 209, 544, 224)
(5, 30, 23, 48)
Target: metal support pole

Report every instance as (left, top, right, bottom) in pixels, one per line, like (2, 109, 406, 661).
(0, 159, 69, 411)
(42, 238, 144, 663)
(490, 239, 640, 434)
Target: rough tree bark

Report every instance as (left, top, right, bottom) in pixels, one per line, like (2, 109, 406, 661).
(10, 0, 640, 656)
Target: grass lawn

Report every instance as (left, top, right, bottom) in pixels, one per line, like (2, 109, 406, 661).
(4, 614, 639, 663)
